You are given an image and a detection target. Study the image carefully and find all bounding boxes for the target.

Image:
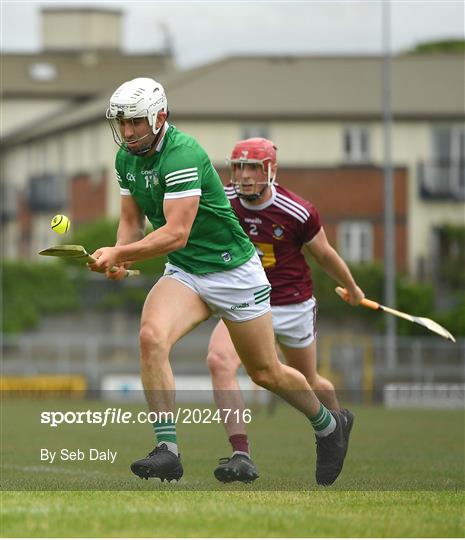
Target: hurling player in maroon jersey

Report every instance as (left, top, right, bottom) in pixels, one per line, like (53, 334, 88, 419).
(207, 138, 365, 484)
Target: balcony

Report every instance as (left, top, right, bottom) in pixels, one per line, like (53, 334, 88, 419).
(418, 161, 465, 201)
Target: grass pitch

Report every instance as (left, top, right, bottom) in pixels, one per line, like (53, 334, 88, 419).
(1, 398, 464, 537)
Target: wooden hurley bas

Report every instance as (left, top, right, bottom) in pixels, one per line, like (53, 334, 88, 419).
(335, 287, 456, 343)
(39, 244, 140, 278)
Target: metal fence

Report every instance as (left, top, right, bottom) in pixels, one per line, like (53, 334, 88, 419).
(2, 328, 464, 402)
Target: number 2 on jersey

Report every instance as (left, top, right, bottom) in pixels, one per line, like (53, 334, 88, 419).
(249, 223, 258, 236)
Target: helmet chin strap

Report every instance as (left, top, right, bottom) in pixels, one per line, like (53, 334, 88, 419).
(234, 162, 275, 201)
(236, 183, 269, 201)
(126, 120, 166, 156)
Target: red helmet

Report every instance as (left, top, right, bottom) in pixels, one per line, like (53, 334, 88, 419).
(230, 138, 277, 167)
(229, 138, 277, 200)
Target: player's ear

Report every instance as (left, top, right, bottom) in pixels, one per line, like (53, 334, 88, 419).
(155, 111, 167, 129)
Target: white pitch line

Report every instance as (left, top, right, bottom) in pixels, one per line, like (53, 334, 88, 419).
(4, 464, 113, 478)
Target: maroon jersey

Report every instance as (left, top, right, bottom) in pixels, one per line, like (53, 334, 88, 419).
(224, 183, 321, 305)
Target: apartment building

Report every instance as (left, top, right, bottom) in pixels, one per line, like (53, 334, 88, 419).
(2, 45, 463, 279)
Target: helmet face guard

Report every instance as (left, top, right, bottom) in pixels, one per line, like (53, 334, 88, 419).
(106, 111, 156, 156)
(106, 78, 168, 155)
(230, 159, 274, 201)
(229, 138, 277, 201)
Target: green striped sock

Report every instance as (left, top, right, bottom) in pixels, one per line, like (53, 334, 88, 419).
(309, 404, 336, 437)
(153, 420, 178, 453)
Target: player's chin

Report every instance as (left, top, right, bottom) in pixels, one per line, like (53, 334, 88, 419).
(127, 142, 140, 152)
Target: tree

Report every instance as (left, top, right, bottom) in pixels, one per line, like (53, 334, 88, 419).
(410, 39, 465, 54)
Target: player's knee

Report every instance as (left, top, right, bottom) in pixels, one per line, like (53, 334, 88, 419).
(247, 364, 280, 390)
(207, 349, 237, 377)
(139, 323, 170, 360)
(314, 374, 335, 393)
(305, 372, 318, 388)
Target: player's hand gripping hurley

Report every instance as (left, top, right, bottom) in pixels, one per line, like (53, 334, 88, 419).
(39, 245, 140, 278)
(335, 287, 455, 343)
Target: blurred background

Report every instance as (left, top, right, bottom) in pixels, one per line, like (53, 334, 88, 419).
(1, 1, 464, 407)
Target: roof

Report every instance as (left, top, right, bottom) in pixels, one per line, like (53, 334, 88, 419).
(1, 50, 174, 98)
(41, 7, 122, 15)
(2, 53, 464, 146)
(166, 54, 464, 119)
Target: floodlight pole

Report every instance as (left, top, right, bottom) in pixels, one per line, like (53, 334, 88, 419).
(382, 0, 397, 370)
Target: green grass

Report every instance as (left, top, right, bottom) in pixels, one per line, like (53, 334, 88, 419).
(1, 398, 464, 536)
(2, 490, 464, 537)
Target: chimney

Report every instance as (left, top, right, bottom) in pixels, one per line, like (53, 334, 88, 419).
(42, 8, 122, 52)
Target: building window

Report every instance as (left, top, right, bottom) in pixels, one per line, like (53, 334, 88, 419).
(338, 221, 373, 263)
(343, 126, 371, 163)
(428, 125, 465, 197)
(28, 62, 57, 81)
(241, 125, 269, 140)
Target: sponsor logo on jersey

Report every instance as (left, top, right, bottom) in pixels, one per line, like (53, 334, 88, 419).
(126, 172, 136, 183)
(142, 169, 159, 188)
(272, 225, 285, 240)
(230, 302, 250, 311)
(244, 217, 262, 225)
(221, 251, 232, 263)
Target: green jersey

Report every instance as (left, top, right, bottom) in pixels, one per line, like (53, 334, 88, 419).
(115, 125, 255, 274)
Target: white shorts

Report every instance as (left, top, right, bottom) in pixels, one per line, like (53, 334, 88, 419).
(161, 253, 271, 322)
(271, 297, 317, 349)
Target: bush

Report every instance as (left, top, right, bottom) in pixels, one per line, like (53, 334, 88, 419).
(311, 262, 384, 329)
(68, 218, 167, 275)
(2, 262, 80, 334)
(438, 224, 465, 291)
(310, 261, 460, 336)
(434, 292, 465, 338)
(396, 279, 435, 336)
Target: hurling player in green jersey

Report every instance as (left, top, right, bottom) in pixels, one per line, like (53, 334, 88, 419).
(89, 77, 354, 486)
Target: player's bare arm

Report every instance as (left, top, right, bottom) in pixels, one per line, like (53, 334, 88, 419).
(116, 195, 146, 246)
(87, 195, 145, 279)
(305, 227, 364, 305)
(91, 196, 200, 272)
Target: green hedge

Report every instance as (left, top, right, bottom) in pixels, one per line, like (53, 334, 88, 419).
(67, 218, 167, 275)
(3, 216, 463, 338)
(2, 262, 80, 334)
(3, 258, 463, 337)
(310, 262, 464, 337)
(434, 292, 465, 338)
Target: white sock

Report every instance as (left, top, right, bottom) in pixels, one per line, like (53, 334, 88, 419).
(315, 414, 337, 438)
(232, 450, 250, 458)
(158, 441, 178, 455)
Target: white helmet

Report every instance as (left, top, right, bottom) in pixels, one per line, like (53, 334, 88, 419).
(106, 77, 168, 136)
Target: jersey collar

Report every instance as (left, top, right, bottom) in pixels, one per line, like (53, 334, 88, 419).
(155, 122, 170, 152)
(239, 185, 277, 211)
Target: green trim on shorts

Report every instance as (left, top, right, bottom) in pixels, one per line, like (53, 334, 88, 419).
(254, 286, 272, 304)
